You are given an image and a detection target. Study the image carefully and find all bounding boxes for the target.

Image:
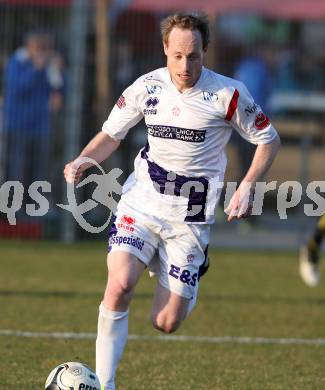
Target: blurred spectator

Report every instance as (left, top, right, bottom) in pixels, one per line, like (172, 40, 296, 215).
(276, 46, 325, 93)
(231, 41, 278, 181)
(3, 31, 64, 186)
(234, 42, 276, 112)
(112, 38, 138, 101)
(114, 10, 161, 74)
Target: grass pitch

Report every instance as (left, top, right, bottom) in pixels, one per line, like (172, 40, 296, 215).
(0, 239, 325, 389)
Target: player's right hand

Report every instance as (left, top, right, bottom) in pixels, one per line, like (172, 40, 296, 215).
(63, 160, 84, 184)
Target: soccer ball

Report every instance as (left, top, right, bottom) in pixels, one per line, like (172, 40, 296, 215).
(45, 362, 100, 390)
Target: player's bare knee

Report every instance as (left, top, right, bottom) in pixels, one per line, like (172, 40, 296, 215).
(104, 278, 134, 305)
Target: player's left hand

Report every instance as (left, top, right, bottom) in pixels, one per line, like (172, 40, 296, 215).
(224, 182, 254, 222)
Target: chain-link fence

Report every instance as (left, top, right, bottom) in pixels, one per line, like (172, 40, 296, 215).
(0, 1, 324, 247)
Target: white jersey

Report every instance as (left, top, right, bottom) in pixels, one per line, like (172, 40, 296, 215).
(102, 67, 278, 224)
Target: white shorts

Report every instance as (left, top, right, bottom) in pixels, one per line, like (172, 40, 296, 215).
(107, 205, 210, 300)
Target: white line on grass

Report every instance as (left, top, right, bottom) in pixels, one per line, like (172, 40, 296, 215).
(1, 329, 325, 346)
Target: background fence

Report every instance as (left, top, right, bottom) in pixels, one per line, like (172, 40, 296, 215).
(0, 0, 324, 248)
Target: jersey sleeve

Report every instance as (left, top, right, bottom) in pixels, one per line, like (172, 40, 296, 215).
(102, 81, 143, 140)
(224, 82, 278, 145)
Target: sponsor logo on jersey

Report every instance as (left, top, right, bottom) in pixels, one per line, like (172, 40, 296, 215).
(144, 109, 157, 115)
(144, 97, 159, 115)
(116, 95, 126, 109)
(245, 103, 258, 116)
(203, 91, 218, 102)
(254, 112, 270, 130)
(147, 125, 206, 143)
(109, 234, 145, 251)
(172, 106, 181, 116)
(145, 97, 159, 108)
(146, 85, 162, 95)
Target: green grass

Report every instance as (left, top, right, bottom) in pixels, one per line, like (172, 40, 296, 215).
(1, 239, 325, 389)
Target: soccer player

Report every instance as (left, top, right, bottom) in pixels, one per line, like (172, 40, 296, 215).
(64, 13, 280, 390)
(299, 214, 325, 286)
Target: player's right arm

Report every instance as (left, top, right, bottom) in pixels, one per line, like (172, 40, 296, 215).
(64, 132, 120, 184)
(64, 78, 144, 184)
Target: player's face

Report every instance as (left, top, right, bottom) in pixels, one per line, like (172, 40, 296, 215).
(164, 27, 205, 92)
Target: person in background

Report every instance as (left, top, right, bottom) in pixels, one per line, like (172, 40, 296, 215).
(231, 41, 277, 182)
(3, 31, 64, 186)
(300, 215, 325, 287)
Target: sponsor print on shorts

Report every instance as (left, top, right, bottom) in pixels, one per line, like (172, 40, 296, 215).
(109, 234, 145, 251)
(169, 264, 198, 287)
(117, 215, 136, 232)
(187, 254, 195, 263)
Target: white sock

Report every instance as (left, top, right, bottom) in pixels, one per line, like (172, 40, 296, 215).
(96, 302, 129, 390)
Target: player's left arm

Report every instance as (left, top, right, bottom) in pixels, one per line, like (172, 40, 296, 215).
(223, 82, 281, 221)
(225, 136, 280, 222)
(243, 137, 280, 184)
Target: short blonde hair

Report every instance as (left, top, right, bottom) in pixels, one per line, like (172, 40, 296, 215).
(160, 12, 210, 51)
